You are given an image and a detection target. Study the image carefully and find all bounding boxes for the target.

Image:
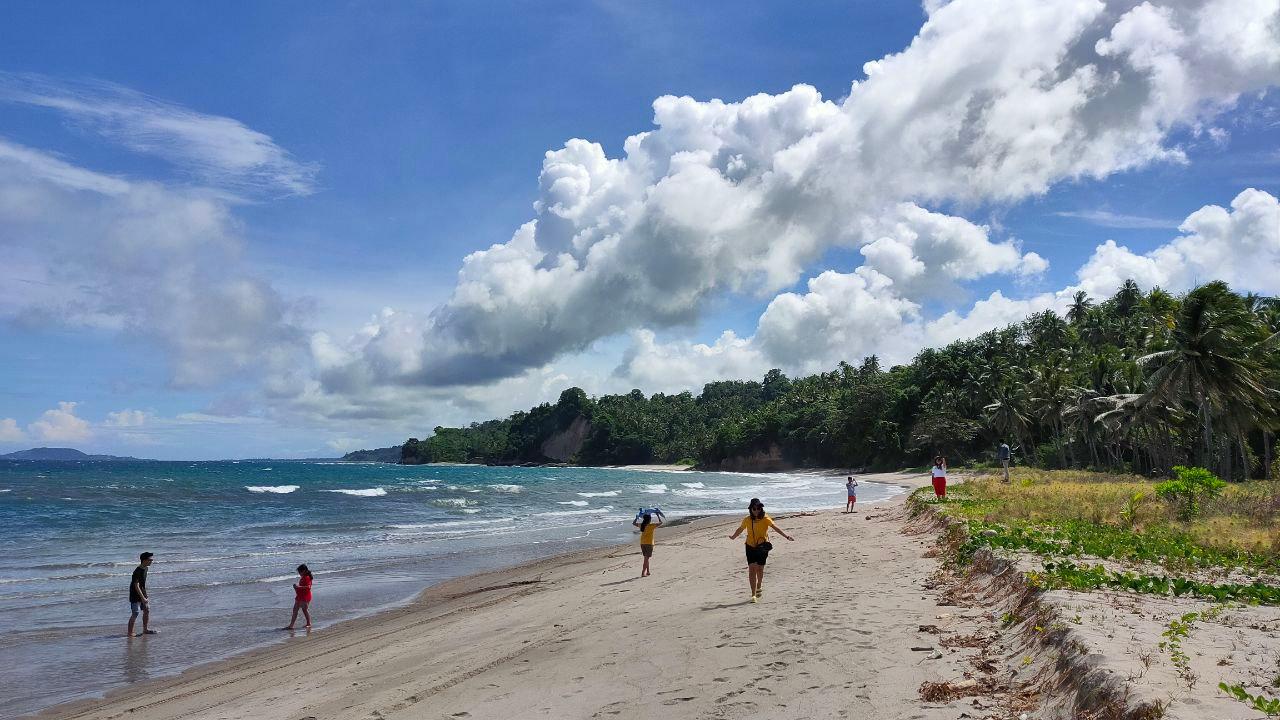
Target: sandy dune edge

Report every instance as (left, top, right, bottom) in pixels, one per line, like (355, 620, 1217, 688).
(38, 472, 1017, 720)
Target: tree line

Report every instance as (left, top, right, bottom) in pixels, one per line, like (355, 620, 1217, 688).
(401, 281, 1280, 479)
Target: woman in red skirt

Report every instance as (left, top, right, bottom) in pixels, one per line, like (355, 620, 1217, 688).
(930, 456, 947, 499)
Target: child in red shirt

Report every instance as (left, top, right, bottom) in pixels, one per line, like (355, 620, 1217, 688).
(285, 564, 313, 630)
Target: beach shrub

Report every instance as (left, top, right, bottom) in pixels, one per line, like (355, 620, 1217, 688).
(1157, 466, 1226, 520)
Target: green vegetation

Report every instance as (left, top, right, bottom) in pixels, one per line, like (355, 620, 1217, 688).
(935, 468, 1280, 562)
(914, 466, 1280, 713)
(917, 469, 1280, 605)
(1160, 611, 1196, 686)
(956, 519, 1279, 573)
(1156, 466, 1227, 520)
(1031, 562, 1280, 604)
(1220, 683, 1280, 715)
(402, 281, 1280, 475)
(1158, 606, 1225, 689)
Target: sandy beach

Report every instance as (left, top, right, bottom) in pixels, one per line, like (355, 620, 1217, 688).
(38, 471, 1008, 720)
(35, 468, 1280, 720)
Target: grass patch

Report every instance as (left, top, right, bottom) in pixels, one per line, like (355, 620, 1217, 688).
(959, 468, 1280, 561)
(915, 469, 1280, 604)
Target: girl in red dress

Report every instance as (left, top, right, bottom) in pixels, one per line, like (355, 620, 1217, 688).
(285, 564, 313, 629)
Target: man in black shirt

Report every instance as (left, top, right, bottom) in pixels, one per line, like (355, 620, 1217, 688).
(127, 552, 156, 637)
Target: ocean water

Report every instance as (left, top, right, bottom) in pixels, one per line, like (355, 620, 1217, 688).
(0, 460, 901, 718)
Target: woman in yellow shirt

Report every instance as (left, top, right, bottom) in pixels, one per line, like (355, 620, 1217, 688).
(728, 498, 794, 602)
(633, 512, 662, 577)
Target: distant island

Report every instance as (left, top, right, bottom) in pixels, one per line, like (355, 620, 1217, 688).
(1, 447, 142, 461)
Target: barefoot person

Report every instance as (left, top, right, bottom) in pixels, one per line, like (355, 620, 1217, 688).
(728, 498, 794, 603)
(632, 513, 662, 577)
(930, 456, 948, 499)
(844, 475, 859, 513)
(285, 564, 313, 630)
(127, 552, 156, 637)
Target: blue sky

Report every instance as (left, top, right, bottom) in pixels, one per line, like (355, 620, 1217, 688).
(1, 1, 1278, 458)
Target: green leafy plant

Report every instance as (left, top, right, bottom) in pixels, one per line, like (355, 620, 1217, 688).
(1220, 682, 1280, 715)
(1156, 466, 1227, 521)
(1159, 612, 1197, 686)
(1120, 491, 1146, 528)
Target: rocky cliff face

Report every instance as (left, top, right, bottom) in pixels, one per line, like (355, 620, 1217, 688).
(540, 415, 590, 462)
(698, 444, 793, 472)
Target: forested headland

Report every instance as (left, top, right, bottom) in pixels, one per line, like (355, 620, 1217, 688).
(398, 281, 1280, 479)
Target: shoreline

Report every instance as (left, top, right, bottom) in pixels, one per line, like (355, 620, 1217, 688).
(32, 513, 742, 720)
(35, 471, 926, 720)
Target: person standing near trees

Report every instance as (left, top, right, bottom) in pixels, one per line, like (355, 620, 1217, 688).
(930, 456, 948, 499)
(998, 442, 1011, 483)
(844, 475, 858, 513)
(728, 498, 794, 603)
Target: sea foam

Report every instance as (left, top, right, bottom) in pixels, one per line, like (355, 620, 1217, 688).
(431, 497, 477, 508)
(324, 488, 387, 497)
(545, 505, 614, 516)
(577, 491, 618, 497)
(245, 485, 299, 494)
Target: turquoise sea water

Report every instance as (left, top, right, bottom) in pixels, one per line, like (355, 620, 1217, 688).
(0, 460, 901, 718)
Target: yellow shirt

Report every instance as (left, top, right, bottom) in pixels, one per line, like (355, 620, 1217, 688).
(639, 523, 656, 544)
(738, 515, 774, 546)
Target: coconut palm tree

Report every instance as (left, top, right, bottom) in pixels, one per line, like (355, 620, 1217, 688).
(1067, 291, 1093, 326)
(984, 386, 1032, 460)
(1115, 279, 1143, 317)
(1135, 282, 1275, 475)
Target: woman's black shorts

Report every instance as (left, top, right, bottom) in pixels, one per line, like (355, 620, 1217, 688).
(745, 543, 770, 566)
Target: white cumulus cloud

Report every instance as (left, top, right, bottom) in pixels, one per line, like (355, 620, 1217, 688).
(612, 187, 1280, 391)
(323, 0, 1280, 394)
(1076, 187, 1280, 296)
(28, 402, 92, 443)
(0, 418, 26, 443)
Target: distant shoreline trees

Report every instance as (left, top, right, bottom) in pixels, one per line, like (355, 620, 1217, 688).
(400, 280, 1280, 479)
